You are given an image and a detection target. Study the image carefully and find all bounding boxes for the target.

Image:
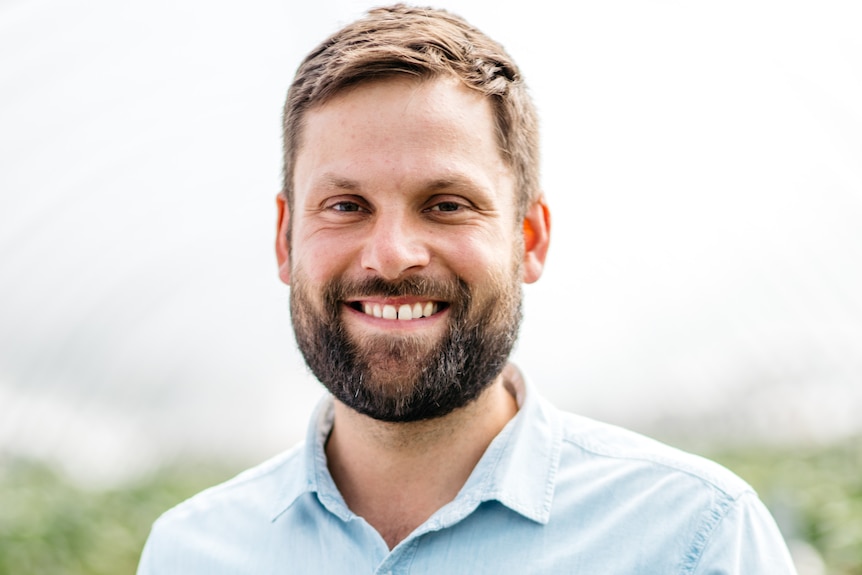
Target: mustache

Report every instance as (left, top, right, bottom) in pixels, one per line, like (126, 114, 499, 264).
(324, 275, 470, 302)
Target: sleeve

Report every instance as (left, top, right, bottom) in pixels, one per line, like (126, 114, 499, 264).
(135, 516, 189, 575)
(692, 491, 799, 575)
(136, 525, 159, 575)
(137, 522, 168, 575)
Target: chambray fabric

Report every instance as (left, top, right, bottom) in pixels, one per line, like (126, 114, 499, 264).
(137, 367, 797, 574)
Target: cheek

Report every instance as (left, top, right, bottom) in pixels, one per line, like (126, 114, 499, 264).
(292, 232, 356, 280)
(443, 234, 515, 280)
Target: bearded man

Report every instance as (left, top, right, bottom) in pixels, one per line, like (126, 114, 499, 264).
(138, 5, 798, 573)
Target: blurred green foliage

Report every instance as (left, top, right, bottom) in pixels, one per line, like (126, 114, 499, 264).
(708, 437, 862, 575)
(0, 458, 237, 575)
(1, 436, 860, 574)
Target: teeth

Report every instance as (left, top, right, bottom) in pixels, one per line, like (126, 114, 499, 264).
(359, 301, 439, 320)
(382, 305, 397, 320)
(398, 304, 412, 321)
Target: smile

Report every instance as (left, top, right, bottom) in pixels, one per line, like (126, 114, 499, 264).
(348, 301, 446, 321)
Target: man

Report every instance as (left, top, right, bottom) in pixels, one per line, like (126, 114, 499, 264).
(138, 5, 797, 573)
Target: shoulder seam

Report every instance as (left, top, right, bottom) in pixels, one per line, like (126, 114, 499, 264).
(559, 427, 753, 500)
(155, 444, 304, 521)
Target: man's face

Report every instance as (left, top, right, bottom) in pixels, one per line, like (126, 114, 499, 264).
(280, 76, 535, 421)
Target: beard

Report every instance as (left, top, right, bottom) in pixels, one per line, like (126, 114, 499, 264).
(289, 269, 523, 422)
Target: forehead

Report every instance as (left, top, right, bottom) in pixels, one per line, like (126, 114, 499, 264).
(293, 76, 513, 198)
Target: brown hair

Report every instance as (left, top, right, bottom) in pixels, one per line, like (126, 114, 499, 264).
(282, 3, 540, 218)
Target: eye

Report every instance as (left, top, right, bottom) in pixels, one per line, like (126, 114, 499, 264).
(425, 198, 473, 214)
(429, 201, 462, 212)
(325, 199, 367, 213)
(333, 201, 362, 212)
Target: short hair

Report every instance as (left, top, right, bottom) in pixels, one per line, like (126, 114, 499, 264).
(282, 3, 540, 219)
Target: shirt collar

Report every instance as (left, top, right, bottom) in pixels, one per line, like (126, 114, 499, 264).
(272, 364, 562, 525)
(440, 364, 561, 525)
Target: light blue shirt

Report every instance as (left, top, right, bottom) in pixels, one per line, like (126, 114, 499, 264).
(138, 366, 797, 574)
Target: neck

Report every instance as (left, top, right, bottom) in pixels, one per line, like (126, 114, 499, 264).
(325, 375, 518, 549)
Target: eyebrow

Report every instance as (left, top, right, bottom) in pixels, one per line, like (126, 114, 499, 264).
(425, 176, 484, 193)
(319, 174, 361, 191)
(317, 173, 488, 195)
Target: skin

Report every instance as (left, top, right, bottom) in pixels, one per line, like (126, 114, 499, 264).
(275, 75, 551, 548)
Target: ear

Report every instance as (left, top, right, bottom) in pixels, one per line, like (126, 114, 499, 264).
(275, 194, 291, 285)
(521, 195, 551, 284)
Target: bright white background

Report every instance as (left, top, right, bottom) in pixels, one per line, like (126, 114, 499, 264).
(2, 0, 861, 485)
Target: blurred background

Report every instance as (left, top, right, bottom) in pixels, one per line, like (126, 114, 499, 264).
(1, 0, 860, 573)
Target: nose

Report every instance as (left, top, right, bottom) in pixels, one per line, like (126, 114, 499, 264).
(360, 214, 431, 280)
